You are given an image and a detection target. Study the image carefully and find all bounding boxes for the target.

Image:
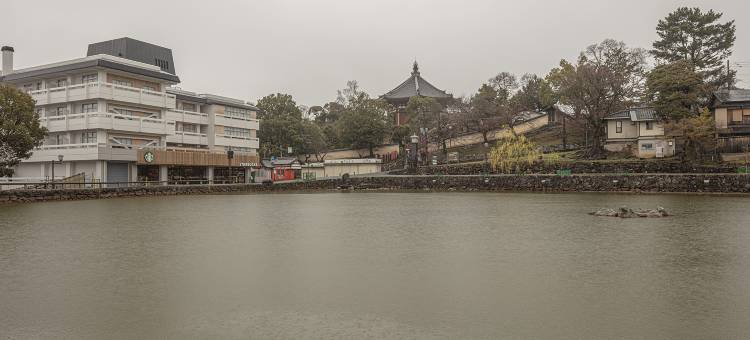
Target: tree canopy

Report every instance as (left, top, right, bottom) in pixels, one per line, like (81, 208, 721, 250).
(645, 59, 705, 121)
(652, 7, 736, 89)
(548, 39, 647, 155)
(0, 85, 47, 176)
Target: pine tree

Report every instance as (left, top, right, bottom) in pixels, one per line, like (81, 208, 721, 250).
(652, 7, 736, 90)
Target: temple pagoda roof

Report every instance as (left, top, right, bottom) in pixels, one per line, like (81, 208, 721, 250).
(382, 62, 451, 102)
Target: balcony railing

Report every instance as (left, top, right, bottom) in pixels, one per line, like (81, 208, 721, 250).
(214, 113, 260, 129)
(728, 117, 750, 126)
(39, 112, 173, 135)
(166, 109, 209, 125)
(29, 82, 176, 109)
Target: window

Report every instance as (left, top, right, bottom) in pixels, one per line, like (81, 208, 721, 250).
(35, 108, 44, 116)
(155, 58, 169, 71)
(23, 84, 33, 92)
(615, 121, 622, 133)
(55, 79, 67, 88)
(181, 103, 197, 112)
(82, 74, 98, 83)
(223, 126, 251, 138)
(113, 79, 133, 87)
(81, 131, 97, 144)
(55, 106, 67, 116)
(81, 103, 98, 113)
(225, 106, 251, 120)
(111, 137, 133, 148)
(645, 122, 653, 130)
(641, 143, 654, 150)
(143, 85, 156, 91)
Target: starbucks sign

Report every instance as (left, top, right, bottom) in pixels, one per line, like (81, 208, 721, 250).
(143, 151, 155, 163)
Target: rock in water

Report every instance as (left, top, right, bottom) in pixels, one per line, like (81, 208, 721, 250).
(591, 206, 669, 218)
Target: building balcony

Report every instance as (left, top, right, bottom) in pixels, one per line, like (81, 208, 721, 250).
(215, 114, 260, 130)
(214, 134, 260, 149)
(166, 131, 208, 146)
(29, 82, 176, 109)
(26, 143, 137, 162)
(40, 112, 173, 136)
(166, 109, 209, 125)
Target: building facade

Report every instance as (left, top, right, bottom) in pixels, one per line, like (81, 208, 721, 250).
(0, 38, 259, 184)
(603, 107, 675, 158)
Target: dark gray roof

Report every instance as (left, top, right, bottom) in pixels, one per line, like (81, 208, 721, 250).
(604, 107, 657, 121)
(2, 58, 180, 83)
(714, 89, 750, 106)
(382, 62, 451, 101)
(88, 37, 177, 75)
(261, 158, 299, 168)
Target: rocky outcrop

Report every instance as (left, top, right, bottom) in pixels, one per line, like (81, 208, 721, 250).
(590, 206, 670, 218)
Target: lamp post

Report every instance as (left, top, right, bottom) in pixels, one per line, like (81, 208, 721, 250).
(408, 134, 419, 171)
(50, 154, 63, 189)
(483, 142, 489, 175)
(227, 148, 234, 184)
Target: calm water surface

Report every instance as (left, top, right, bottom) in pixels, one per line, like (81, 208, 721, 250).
(1, 192, 749, 339)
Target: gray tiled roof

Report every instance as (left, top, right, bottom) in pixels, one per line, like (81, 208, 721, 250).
(382, 63, 451, 100)
(604, 107, 657, 121)
(714, 89, 750, 104)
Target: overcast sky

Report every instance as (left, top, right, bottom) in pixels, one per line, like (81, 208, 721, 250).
(4, 0, 750, 107)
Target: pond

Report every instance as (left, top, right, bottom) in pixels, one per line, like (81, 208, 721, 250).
(1, 192, 748, 339)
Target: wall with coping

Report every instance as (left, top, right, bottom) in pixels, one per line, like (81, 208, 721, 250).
(3, 174, 750, 204)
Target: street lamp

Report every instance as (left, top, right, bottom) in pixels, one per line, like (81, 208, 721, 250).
(227, 148, 234, 184)
(50, 154, 63, 189)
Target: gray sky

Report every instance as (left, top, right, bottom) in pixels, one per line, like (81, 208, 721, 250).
(4, 0, 750, 107)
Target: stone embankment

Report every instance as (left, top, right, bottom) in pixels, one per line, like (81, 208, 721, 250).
(393, 161, 739, 175)
(2, 173, 750, 204)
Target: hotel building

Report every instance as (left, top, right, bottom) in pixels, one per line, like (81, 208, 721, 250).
(0, 38, 259, 184)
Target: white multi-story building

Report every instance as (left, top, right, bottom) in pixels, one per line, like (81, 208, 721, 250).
(0, 38, 259, 184)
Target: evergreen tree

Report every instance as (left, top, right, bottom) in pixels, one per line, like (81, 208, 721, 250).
(652, 7, 736, 90)
(645, 60, 705, 121)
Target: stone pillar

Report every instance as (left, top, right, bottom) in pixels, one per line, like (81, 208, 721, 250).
(130, 163, 138, 182)
(159, 165, 168, 185)
(95, 160, 107, 186)
(64, 162, 72, 177)
(207, 166, 214, 184)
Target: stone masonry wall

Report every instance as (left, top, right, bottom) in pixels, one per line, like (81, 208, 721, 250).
(2, 174, 750, 204)
(392, 161, 739, 175)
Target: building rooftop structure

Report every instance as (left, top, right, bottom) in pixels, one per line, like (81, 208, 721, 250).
(382, 61, 451, 103)
(87, 37, 177, 75)
(713, 89, 750, 108)
(604, 107, 658, 121)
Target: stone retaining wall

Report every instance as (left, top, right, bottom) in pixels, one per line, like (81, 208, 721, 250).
(392, 161, 738, 175)
(2, 174, 750, 204)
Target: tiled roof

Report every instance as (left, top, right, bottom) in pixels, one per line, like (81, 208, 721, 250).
(714, 89, 750, 104)
(382, 62, 451, 100)
(604, 107, 657, 121)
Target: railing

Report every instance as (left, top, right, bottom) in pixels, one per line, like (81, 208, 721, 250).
(215, 113, 259, 123)
(728, 118, 750, 126)
(29, 82, 176, 108)
(1, 179, 256, 191)
(39, 112, 172, 134)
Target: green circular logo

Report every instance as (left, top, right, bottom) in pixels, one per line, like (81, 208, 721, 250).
(144, 151, 155, 163)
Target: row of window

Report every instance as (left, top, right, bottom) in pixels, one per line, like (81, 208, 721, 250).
(223, 126, 252, 138)
(46, 131, 98, 145)
(224, 106, 253, 120)
(614, 121, 653, 133)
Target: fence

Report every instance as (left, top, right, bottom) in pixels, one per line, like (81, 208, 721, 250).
(717, 136, 750, 154)
(0, 179, 257, 191)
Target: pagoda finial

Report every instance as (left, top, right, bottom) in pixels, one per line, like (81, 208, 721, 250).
(412, 60, 419, 75)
